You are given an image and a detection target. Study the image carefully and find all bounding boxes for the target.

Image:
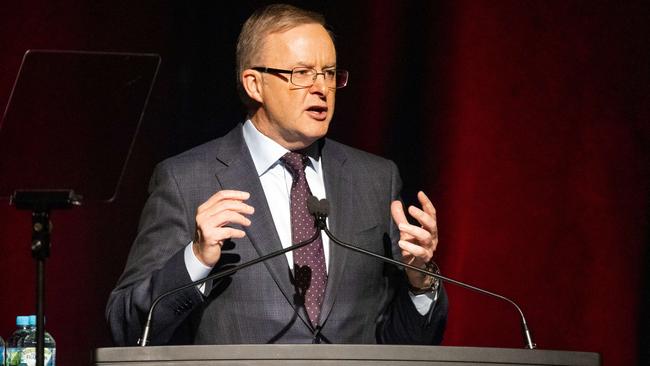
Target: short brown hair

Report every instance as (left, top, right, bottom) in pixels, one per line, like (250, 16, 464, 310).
(236, 4, 333, 110)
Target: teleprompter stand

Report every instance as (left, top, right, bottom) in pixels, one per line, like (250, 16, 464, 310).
(1, 50, 160, 366)
(11, 190, 81, 366)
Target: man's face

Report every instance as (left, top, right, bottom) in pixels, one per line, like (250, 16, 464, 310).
(249, 23, 337, 150)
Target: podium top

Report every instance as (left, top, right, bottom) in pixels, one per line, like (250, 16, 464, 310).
(94, 344, 600, 366)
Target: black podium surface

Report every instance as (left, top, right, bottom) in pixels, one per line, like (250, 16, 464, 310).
(94, 345, 600, 366)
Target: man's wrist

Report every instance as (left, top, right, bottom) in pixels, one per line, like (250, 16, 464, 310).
(185, 242, 213, 280)
(408, 260, 440, 295)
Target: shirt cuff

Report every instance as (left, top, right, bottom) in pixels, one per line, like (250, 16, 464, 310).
(183, 242, 213, 293)
(408, 289, 438, 316)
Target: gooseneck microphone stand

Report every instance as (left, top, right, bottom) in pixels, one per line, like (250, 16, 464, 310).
(307, 196, 536, 350)
(141, 195, 536, 349)
(139, 230, 321, 346)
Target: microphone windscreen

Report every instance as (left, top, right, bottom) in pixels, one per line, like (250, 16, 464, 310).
(307, 195, 320, 215)
(319, 198, 330, 216)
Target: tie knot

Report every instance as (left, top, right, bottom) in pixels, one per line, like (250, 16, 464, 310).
(281, 151, 308, 178)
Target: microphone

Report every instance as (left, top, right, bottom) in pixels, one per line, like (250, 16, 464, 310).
(307, 195, 328, 229)
(139, 229, 321, 346)
(308, 196, 536, 350)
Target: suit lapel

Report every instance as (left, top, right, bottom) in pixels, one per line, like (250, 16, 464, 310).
(319, 140, 352, 326)
(213, 126, 312, 329)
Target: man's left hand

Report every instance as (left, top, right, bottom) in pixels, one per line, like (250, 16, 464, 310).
(390, 191, 439, 289)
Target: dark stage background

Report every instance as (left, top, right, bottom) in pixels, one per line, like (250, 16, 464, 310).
(0, 1, 648, 365)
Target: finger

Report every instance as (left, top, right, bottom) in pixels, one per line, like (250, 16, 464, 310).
(407, 205, 437, 236)
(205, 210, 252, 228)
(400, 231, 416, 243)
(205, 227, 247, 244)
(398, 223, 435, 249)
(196, 211, 252, 238)
(391, 200, 408, 226)
(417, 191, 437, 218)
(198, 226, 247, 249)
(206, 200, 255, 217)
(398, 240, 432, 262)
(392, 200, 415, 241)
(198, 190, 250, 212)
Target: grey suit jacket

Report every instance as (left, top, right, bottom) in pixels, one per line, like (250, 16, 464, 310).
(106, 124, 447, 346)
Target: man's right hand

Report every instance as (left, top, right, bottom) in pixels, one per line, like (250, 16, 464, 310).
(193, 190, 254, 267)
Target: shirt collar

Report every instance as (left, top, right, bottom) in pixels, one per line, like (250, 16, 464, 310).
(242, 120, 322, 177)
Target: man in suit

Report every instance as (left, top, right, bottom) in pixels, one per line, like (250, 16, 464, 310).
(107, 4, 447, 346)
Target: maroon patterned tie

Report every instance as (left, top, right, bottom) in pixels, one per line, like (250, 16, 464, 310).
(281, 151, 328, 326)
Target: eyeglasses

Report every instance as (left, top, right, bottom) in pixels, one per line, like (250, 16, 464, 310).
(251, 66, 349, 89)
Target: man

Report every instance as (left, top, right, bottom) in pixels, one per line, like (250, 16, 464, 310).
(107, 4, 447, 346)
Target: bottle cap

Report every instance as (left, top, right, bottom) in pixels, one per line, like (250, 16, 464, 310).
(16, 316, 29, 326)
(28, 315, 47, 326)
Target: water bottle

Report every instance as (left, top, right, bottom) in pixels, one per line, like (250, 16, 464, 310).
(5, 316, 30, 366)
(1, 334, 5, 366)
(18, 315, 56, 366)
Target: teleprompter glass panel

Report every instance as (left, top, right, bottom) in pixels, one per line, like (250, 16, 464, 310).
(0, 50, 160, 202)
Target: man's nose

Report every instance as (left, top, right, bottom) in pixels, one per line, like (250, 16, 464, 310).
(309, 73, 329, 94)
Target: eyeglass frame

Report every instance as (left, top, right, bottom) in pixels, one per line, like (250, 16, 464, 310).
(251, 66, 349, 89)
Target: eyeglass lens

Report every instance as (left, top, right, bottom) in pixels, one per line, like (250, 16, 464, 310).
(291, 68, 348, 88)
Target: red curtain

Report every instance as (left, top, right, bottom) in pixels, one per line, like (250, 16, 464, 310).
(337, 1, 648, 364)
(432, 2, 648, 364)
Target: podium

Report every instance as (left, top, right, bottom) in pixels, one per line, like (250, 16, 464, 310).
(93, 345, 600, 365)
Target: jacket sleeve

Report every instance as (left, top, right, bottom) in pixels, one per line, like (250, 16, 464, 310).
(376, 161, 448, 344)
(105, 162, 205, 346)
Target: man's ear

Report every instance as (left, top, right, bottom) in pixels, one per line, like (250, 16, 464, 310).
(242, 70, 264, 104)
